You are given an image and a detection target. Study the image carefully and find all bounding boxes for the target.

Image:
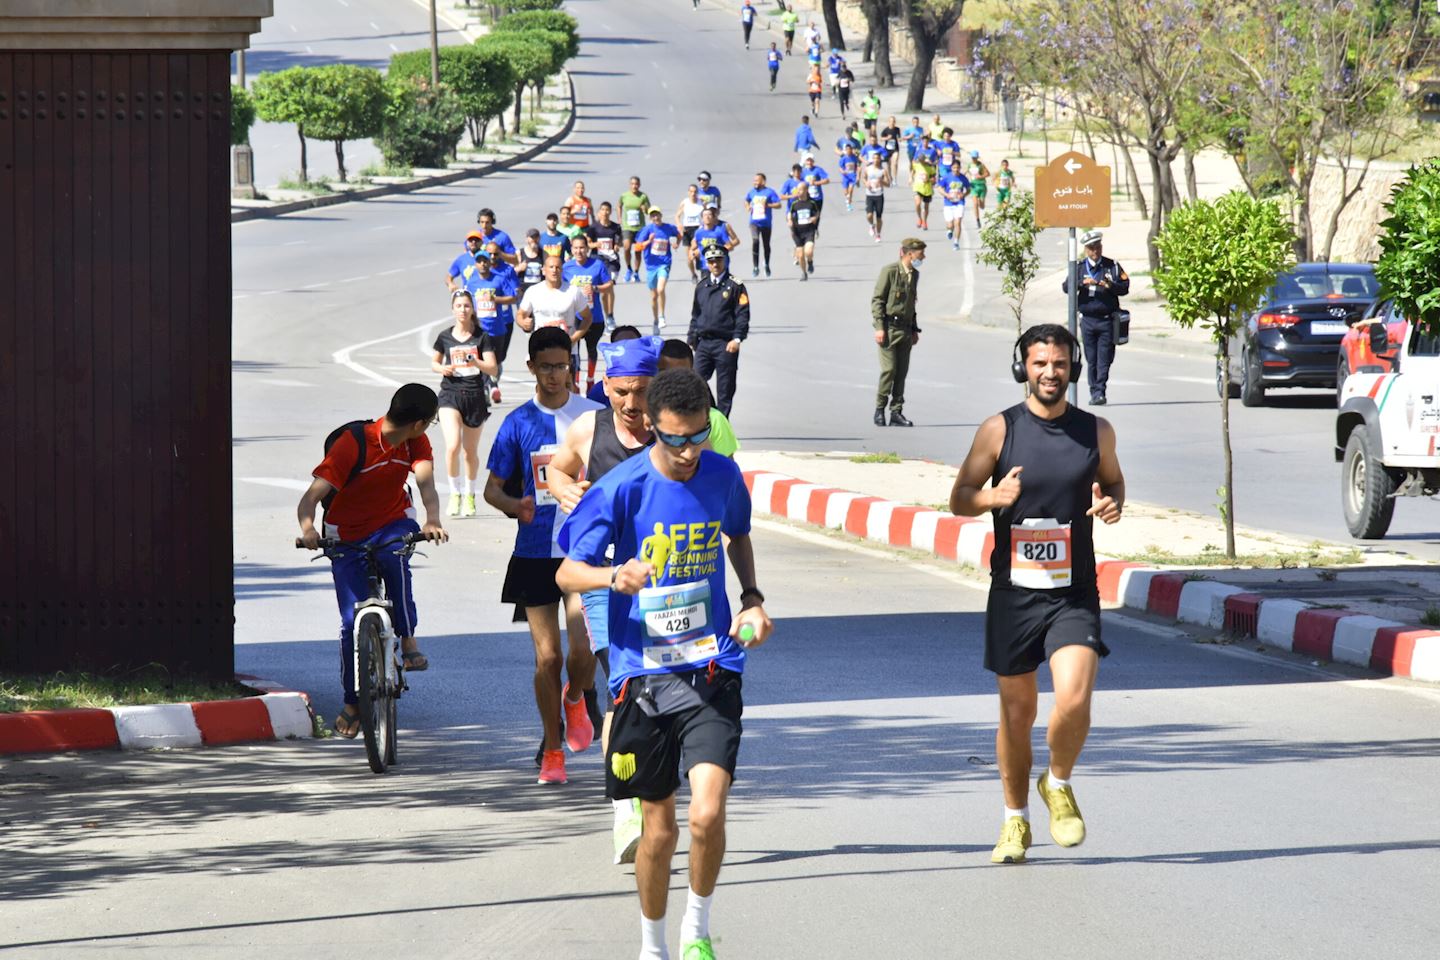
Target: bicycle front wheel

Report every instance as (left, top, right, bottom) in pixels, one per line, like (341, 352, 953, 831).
(356, 615, 391, 774)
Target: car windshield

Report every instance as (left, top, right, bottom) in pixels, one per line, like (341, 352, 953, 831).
(1269, 269, 1378, 301)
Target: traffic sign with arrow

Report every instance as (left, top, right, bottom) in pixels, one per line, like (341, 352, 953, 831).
(1035, 150, 1111, 229)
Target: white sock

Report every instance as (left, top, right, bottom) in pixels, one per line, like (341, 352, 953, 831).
(447, 475, 461, 494)
(680, 889, 712, 944)
(639, 915, 668, 960)
(614, 797, 634, 823)
(1048, 770, 1070, 789)
(463, 475, 475, 496)
(1005, 806, 1030, 821)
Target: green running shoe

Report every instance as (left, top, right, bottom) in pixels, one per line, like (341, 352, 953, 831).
(1037, 772, 1086, 847)
(682, 938, 716, 960)
(613, 797, 642, 865)
(990, 816, 1031, 864)
(446, 493, 462, 517)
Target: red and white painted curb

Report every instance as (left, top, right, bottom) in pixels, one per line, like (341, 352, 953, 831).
(0, 675, 315, 756)
(743, 470, 1440, 684)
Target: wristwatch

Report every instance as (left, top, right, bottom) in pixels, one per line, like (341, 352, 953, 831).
(739, 586, 765, 606)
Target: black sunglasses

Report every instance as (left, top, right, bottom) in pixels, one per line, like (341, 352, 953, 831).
(654, 423, 713, 448)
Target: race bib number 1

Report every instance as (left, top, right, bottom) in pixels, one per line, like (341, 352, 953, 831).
(531, 443, 558, 506)
(1010, 519, 1072, 590)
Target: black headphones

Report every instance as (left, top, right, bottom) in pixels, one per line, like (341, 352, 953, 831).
(1011, 333, 1082, 384)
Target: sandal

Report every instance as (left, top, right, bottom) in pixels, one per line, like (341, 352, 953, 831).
(402, 650, 429, 672)
(334, 708, 360, 739)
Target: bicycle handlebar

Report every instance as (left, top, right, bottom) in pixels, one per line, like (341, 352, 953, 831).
(294, 531, 437, 551)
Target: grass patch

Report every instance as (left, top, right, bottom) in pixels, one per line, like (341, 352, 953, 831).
(0, 667, 251, 713)
(1421, 605, 1440, 628)
(358, 162, 414, 179)
(1112, 543, 1366, 568)
(850, 451, 902, 464)
(275, 175, 335, 195)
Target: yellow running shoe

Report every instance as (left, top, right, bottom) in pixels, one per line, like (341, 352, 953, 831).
(1037, 772, 1086, 847)
(461, 493, 477, 517)
(990, 816, 1031, 864)
(446, 493, 462, 517)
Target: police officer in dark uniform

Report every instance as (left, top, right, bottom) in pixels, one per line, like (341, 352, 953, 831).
(1060, 229, 1129, 405)
(688, 246, 751, 417)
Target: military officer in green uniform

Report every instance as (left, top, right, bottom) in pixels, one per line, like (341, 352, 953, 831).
(871, 237, 926, 427)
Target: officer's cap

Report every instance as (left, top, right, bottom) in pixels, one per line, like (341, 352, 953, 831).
(703, 246, 727, 261)
(1080, 229, 1103, 246)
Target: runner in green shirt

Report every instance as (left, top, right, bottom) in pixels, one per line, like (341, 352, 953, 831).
(617, 175, 652, 284)
(995, 159, 1015, 209)
(780, 9, 799, 54)
(658, 340, 741, 457)
(861, 90, 882, 134)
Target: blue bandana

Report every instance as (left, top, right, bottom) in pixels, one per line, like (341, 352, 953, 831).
(600, 336, 663, 378)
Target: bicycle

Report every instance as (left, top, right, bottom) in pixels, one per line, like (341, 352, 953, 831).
(297, 530, 431, 774)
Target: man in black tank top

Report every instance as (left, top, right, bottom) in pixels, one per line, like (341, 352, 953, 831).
(950, 323, 1126, 866)
(545, 336, 662, 866)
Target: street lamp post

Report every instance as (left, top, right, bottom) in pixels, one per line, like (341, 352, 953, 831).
(429, 0, 440, 87)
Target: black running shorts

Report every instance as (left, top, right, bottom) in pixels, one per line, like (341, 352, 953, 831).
(501, 555, 564, 620)
(606, 668, 743, 802)
(682, 225, 699, 246)
(438, 382, 489, 428)
(791, 225, 817, 247)
(865, 194, 884, 216)
(984, 587, 1108, 676)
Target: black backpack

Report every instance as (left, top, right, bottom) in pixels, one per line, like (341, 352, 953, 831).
(320, 420, 369, 519)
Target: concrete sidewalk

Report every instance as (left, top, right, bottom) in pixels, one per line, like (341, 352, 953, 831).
(736, 449, 1440, 683)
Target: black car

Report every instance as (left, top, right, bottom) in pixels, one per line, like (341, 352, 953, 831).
(1219, 263, 1380, 406)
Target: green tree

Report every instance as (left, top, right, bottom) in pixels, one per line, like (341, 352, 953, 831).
(251, 65, 386, 183)
(1375, 159, 1440, 337)
(251, 67, 321, 182)
(230, 85, 257, 146)
(390, 45, 516, 147)
(377, 76, 468, 169)
(475, 32, 558, 130)
(976, 189, 1043, 338)
(493, 9, 581, 60)
(301, 64, 387, 183)
(503, 0, 565, 10)
(1154, 192, 1295, 556)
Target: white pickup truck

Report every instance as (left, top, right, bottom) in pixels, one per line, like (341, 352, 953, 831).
(1335, 320, 1440, 538)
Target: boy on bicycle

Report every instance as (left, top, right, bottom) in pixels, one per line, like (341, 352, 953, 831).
(296, 383, 449, 739)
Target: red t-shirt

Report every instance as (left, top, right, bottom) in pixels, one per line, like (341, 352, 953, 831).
(313, 419, 433, 541)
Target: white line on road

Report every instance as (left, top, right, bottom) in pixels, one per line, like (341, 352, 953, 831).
(334, 315, 449, 387)
(338, 276, 369, 283)
(336, 0, 349, 6)
(1164, 376, 1217, 385)
(960, 222, 975, 318)
(371, 225, 395, 231)
(370, 21, 380, 31)
(289, 24, 297, 33)
(389, 43, 399, 52)
(306, 45, 314, 54)
(378, 268, 405, 276)
(301, 281, 330, 289)
(240, 477, 312, 491)
(283, 240, 306, 246)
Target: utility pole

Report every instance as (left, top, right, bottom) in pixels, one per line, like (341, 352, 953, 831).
(429, 0, 440, 87)
(232, 48, 255, 199)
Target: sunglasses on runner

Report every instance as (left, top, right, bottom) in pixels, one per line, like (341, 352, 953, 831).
(654, 423, 713, 448)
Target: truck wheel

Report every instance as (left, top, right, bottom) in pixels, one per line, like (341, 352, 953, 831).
(1240, 349, 1266, 407)
(1342, 429, 1396, 539)
(1335, 355, 1349, 407)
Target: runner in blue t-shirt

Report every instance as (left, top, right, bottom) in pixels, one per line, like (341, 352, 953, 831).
(780, 163, 805, 212)
(563, 234, 616, 394)
(827, 50, 844, 99)
(557, 367, 771, 960)
(740, 0, 756, 48)
(743, 173, 782, 279)
(447, 231, 486, 289)
(902, 116, 926, 180)
(766, 42, 783, 91)
(484, 325, 604, 786)
(635, 208, 682, 334)
(688, 207, 739, 273)
(800, 156, 830, 219)
(474, 208, 518, 265)
(837, 144, 860, 212)
(937, 162, 972, 249)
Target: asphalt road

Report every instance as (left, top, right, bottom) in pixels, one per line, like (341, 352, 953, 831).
(6, 523, 1440, 958)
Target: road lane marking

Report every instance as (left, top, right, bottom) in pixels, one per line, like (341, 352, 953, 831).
(378, 268, 405, 276)
(370, 21, 380, 31)
(283, 240, 306, 246)
(1165, 376, 1217, 385)
(389, 43, 400, 52)
(302, 281, 330, 289)
(240, 477, 311, 491)
(338, 276, 368, 283)
(371, 224, 395, 231)
(334, 315, 448, 386)
(960, 220, 975, 318)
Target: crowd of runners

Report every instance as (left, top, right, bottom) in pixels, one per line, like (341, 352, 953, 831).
(290, 10, 1099, 960)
